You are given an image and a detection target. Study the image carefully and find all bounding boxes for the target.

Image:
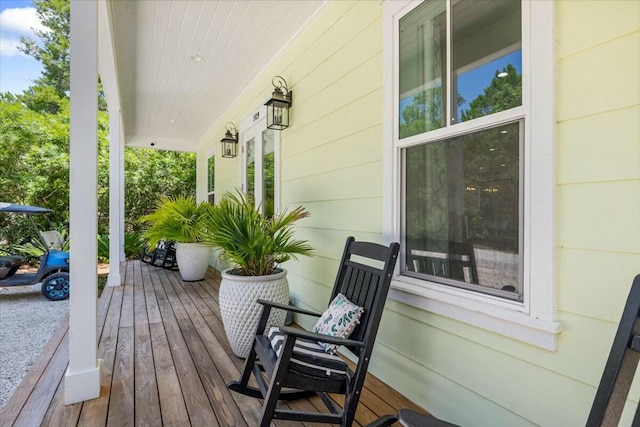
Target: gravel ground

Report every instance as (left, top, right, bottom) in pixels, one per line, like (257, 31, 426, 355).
(0, 284, 69, 410)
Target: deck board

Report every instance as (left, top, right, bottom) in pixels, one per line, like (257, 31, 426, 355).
(134, 261, 162, 427)
(0, 260, 429, 426)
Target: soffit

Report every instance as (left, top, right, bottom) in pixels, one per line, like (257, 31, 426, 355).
(108, 0, 325, 152)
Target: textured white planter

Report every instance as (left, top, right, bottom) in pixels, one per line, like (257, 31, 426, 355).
(219, 268, 289, 358)
(175, 243, 211, 281)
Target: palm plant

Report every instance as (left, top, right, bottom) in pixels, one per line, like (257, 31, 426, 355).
(203, 191, 313, 276)
(139, 196, 210, 244)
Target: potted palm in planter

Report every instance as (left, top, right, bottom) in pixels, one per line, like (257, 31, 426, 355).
(140, 196, 212, 281)
(203, 191, 313, 358)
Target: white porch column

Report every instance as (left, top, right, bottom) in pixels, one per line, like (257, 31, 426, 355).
(119, 122, 126, 260)
(65, 0, 101, 405)
(107, 109, 123, 287)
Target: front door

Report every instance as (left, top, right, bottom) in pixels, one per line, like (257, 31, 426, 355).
(241, 108, 279, 217)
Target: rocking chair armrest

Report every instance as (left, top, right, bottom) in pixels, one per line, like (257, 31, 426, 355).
(278, 325, 365, 348)
(256, 299, 322, 317)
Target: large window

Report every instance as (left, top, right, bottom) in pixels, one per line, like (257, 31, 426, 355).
(400, 0, 523, 300)
(384, 0, 558, 349)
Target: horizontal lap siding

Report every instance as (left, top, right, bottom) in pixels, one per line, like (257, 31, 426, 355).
(554, 0, 640, 425)
(197, 1, 640, 426)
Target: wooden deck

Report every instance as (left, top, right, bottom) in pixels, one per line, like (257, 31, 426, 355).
(0, 260, 426, 426)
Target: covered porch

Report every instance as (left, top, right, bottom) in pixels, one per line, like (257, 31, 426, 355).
(0, 261, 426, 426)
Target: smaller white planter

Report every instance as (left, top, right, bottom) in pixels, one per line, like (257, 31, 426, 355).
(219, 268, 289, 358)
(175, 243, 211, 281)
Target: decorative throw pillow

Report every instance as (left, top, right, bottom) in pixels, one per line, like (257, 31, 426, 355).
(313, 293, 364, 354)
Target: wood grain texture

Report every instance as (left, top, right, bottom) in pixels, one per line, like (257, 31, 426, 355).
(2, 261, 429, 426)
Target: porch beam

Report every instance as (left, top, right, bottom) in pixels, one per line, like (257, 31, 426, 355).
(107, 108, 124, 287)
(65, 0, 100, 405)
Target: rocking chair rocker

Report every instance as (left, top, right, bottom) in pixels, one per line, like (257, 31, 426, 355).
(227, 236, 400, 426)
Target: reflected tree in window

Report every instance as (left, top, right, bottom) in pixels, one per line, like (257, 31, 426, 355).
(461, 64, 521, 122)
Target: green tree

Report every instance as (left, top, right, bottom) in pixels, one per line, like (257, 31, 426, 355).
(1, 0, 196, 255)
(461, 64, 522, 121)
(19, 0, 70, 99)
(121, 149, 196, 233)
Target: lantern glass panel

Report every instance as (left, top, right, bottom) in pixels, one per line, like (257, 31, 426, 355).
(222, 139, 237, 158)
(267, 100, 290, 130)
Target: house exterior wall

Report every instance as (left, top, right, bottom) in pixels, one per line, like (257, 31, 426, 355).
(197, 1, 640, 425)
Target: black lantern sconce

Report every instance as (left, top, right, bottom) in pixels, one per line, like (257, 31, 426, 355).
(264, 76, 292, 130)
(221, 123, 238, 158)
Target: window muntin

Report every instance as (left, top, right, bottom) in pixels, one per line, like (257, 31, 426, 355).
(398, 0, 524, 301)
(403, 121, 522, 300)
(207, 155, 215, 204)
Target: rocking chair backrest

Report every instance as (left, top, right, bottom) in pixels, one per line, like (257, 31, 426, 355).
(330, 237, 400, 357)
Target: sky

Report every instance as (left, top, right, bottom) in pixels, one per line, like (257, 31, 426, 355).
(0, 0, 44, 94)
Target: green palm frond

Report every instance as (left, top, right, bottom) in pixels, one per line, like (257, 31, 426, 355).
(202, 190, 313, 276)
(139, 196, 211, 244)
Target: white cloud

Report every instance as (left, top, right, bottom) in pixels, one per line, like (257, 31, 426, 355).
(0, 7, 48, 57)
(0, 38, 22, 56)
(0, 7, 48, 35)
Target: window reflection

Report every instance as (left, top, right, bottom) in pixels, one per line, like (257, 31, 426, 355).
(207, 155, 215, 204)
(398, 0, 522, 135)
(453, 0, 522, 122)
(404, 121, 522, 299)
(398, 0, 446, 139)
(262, 129, 275, 218)
(246, 138, 255, 200)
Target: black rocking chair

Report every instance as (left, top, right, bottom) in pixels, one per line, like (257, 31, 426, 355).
(367, 274, 640, 427)
(227, 237, 400, 426)
(140, 240, 178, 270)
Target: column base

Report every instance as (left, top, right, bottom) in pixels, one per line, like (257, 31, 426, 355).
(106, 271, 121, 287)
(64, 360, 101, 405)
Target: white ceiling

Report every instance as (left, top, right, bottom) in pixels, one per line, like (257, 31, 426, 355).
(105, 0, 325, 152)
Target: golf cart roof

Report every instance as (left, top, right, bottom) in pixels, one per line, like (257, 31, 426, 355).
(0, 203, 53, 214)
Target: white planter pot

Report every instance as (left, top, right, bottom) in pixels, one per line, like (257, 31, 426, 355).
(175, 243, 211, 281)
(219, 268, 289, 358)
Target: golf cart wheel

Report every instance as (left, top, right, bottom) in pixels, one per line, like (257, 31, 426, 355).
(41, 272, 70, 301)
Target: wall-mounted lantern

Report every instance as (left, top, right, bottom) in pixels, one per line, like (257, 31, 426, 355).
(221, 123, 238, 158)
(264, 76, 292, 130)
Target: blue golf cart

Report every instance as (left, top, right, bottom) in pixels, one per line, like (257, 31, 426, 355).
(0, 203, 70, 300)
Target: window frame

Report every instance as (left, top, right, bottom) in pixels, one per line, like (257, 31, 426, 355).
(382, 0, 561, 350)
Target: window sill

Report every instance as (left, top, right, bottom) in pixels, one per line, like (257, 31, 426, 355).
(389, 276, 563, 351)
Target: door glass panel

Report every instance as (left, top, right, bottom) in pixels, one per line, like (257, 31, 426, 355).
(398, 0, 446, 139)
(246, 138, 255, 200)
(453, 0, 522, 123)
(262, 129, 275, 218)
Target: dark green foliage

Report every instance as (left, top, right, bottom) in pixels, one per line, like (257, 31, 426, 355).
(124, 149, 196, 233)
(139, 196, 209, 244)
(97, 233, 145, 262)
(202, 191, 314, 276)
(461, 64, 522, 121)
(0, 0, 196, 259)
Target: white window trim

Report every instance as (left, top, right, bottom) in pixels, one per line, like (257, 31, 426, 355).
(382, 0, 561, 351)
